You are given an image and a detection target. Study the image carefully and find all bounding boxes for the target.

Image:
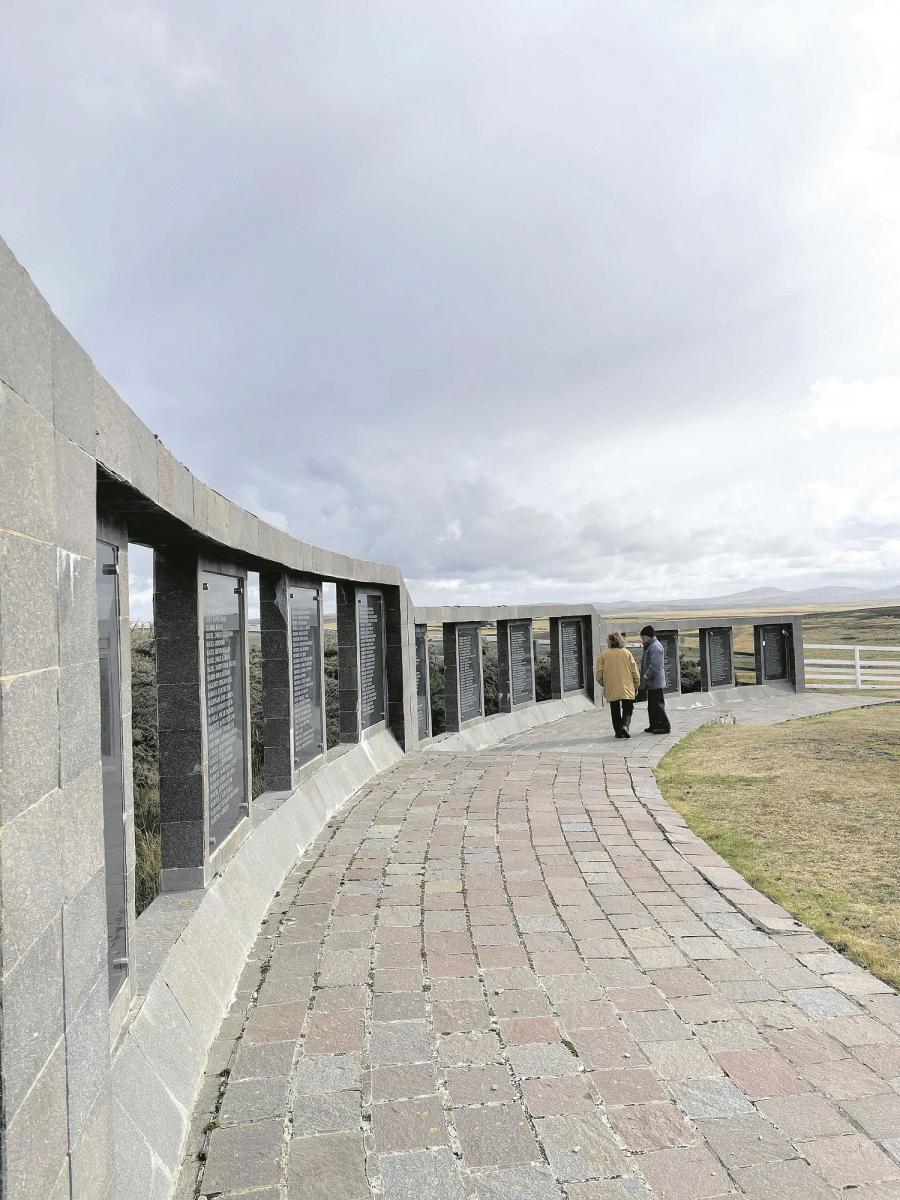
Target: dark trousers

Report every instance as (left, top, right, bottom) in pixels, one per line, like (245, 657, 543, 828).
(609, 699, 634, 736)
(647, 688, 671, 733)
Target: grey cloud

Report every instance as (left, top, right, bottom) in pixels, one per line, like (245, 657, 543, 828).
(2, 1, 899, 606)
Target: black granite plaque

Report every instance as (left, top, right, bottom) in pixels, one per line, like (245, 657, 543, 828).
(707, 628, 733, 688)
(290, 585, 323, 769)
(358, 591, 386, 730)
(509, 621, 534, 706)
(203, 570, 247, 851)
(761, 625, 787, 679)
(457, 624, 483, 722)
(415, 624, 429, 739)
(657, 631, 680, 695)
(561, 619, 584, 692)
(97, 541, 128, 999)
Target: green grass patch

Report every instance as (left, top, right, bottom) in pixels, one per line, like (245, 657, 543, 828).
(656, 705, 900, 990)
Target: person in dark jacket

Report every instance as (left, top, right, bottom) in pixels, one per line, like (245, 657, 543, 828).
(639, 625, 671, 734)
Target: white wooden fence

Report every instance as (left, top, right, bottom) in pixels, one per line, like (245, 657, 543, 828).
(805, 643, 900, 691)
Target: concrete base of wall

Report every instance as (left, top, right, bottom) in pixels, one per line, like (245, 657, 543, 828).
(109, 730, 404, 1200)
(665, 681, 796, 712)
(429, 694, 595, 752)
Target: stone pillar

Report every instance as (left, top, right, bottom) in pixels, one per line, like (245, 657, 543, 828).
(586, 611, 603, 706)
(384, 584, 407, 748)
(699, 626, 735, 691)
(336, 581, 360, 743)
(260, 571, 292, 791)
(415, 623, 432, 739)
(549, 617, 563, 700)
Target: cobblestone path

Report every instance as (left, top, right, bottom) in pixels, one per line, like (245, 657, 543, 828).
(176, 700, 900, 1199)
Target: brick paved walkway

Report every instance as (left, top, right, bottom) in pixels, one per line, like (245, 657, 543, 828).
(176, 696, 900, 1199)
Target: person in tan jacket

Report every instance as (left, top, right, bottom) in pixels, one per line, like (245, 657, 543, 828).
(596, 632, 641, 739)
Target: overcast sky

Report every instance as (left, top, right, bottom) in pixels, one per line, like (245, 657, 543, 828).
(3, 1, 900, 612)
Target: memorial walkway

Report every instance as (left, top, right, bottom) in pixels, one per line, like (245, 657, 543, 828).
(176, 694, 900, 1200)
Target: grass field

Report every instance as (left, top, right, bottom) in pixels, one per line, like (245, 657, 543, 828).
(656, 705, 900, 990)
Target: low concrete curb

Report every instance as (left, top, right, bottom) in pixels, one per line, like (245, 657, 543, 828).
(429, 694, 594, 752)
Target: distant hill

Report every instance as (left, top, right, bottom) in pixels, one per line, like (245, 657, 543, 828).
(598, 583, 900, 613)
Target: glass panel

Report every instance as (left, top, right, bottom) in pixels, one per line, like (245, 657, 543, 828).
(561, 619, 584, 691)
(202, 570, 247, 850)
(509, 621, 535, 706)
(457, 624, 483, 721)
(415, 624, 429, 738)
(290, 585, 324, 769)
(357, 591, 386, 730)
(97, 541, 128, 1000)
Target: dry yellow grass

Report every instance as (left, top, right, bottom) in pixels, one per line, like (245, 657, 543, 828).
(656, 705, 900, 989)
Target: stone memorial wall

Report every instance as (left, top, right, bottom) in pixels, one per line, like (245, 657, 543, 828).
(702, 626, 734, 689)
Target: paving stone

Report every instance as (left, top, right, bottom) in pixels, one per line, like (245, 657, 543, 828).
(433, 999, 490, 1032)
(201, 1120, 284, 1194)
(566, 1181, 654, 1200)
(454, 1104, 540, 1169)
(439, 1031, 502, 1065)
(733, 1157, 840, 1199)
(520, 1075, 597, 1117)
(570, 1027, 645, 1070)
(694, 1112, 793, 1167)
(641, 1039, 721, 1081)
(802, 1057, 892, 1100)
(841, 1092, 900, 1140)
(798, 1133, 900, 1188)
(372, 992, 429, 1021)
(304, 1010, 364, 1054)
(372, 1095, 448, 1153)
(506, 1042, 582, 1078)
(787, 986, 863, 1019)
(590, 1069, 667, 1106)
(500, 1017, 560, 1045)
(636, 1145, 733, 1200)
(716, 1048, 809, 1098)
(606, 1102, 696, 1152)
(371, 1021, 433, 1065)
(372, 1063, 438, 1101)
(470, 1164, 565, 1200)
(623, 1009, 692, 1043)
(286, 1130, 368, 1199)
(446, 1064, 516, 1107)
(232, 1039, 296, 1080)
(293, 1053, 364, 1096)
(219, 1076, 291, 1126)
(378, 1147, 466, 1200)
(668, 1077, 753, 1118)
(535, 1113, 628, 1183)
(755, 1093, 854, 1138)
(291, 1090, 361, 1136)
